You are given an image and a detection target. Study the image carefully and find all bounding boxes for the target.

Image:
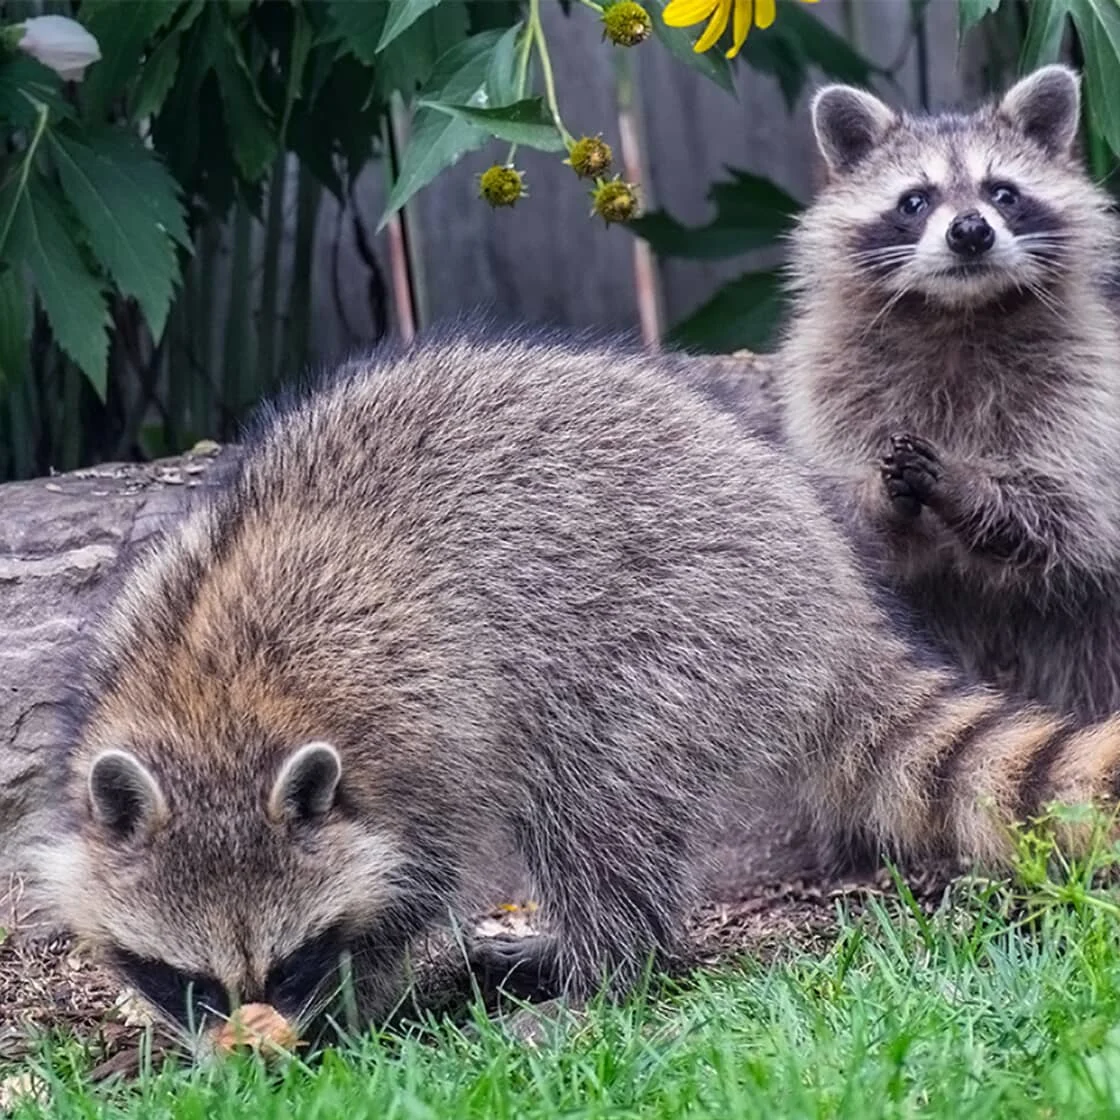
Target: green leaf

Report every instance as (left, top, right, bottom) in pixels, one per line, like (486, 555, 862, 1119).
(646, 0, 735, 96)
(485, 20, 524, 106)
(373, 0, 470, 98)
(419, 96, 565, 150)
(0, 56, 71, 127)
(87, 127, 191, 248)
(78, 0, 179, 122)
(377, 0, 444, 52)
(48, 128, 182, 339)
(773, 0, 881, 84)
(378, 30, 507, 227)
(379, 108, 489, 228)
(629, 169, 802, 259)
(0, 266, 30, 388)
(288, 52, 384, 198)
(959, 0, 1004, 35)
(739, 1, 881, 109)
(0, 175, 109, 395)
(666, 269, 788, 354)
(1070, 0, 1120, 157)
(420, 27, 507, 102)
(1019, 0, 1070, 69)
(280, 4, 316, 138)
(129, 26, 183, 120)
(327, 0, 391, 65)
(212, 18, 277, 181)
(123, 5, 202, 125)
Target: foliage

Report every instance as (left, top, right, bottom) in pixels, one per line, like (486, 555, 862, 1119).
(0, 0, 1118, 478)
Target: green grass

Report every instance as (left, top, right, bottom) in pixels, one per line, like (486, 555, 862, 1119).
(8, 816, 1120, 1118)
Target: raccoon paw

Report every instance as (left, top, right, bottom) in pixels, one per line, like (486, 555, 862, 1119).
(468, 933, 562, 1003)
(880, 433, 941, 515)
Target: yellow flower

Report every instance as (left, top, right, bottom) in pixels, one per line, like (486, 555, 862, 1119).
(662, 0, 819, 59)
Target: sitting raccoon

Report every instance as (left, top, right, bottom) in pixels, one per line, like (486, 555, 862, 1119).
(776, 65, 1120, 723)
(39, 327, 1120, 1050)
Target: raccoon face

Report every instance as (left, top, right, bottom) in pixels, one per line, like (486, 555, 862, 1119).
(805, 65, 1108, 308)
(44, 741, 406, 1041)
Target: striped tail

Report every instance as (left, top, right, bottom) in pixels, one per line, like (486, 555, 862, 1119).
(819, 680, 1120, 871)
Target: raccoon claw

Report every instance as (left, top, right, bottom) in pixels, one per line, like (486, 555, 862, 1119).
(880, 433, 942, 514)
(468, 933, 561, 1003)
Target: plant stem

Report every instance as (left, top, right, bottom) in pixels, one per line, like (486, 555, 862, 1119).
(515, 19, 533, 97)
(576, 0, 604, 12)
(0, 98, 47, 256)
(529, 0, 576, 148)
(506, 17, 533, 164)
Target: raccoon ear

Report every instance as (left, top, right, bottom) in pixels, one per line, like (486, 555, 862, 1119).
(811, 84, 896, 173)
(88, 750, 168, 840)
(268, 741, 342, 824)
(999, 65, 1081, 156)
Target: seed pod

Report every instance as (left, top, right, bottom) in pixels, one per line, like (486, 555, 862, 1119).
(602, 1, 653, 46)
(478, 165, 528, 208)
(567, 136, 613, 179)
(590, 178, 641, 224)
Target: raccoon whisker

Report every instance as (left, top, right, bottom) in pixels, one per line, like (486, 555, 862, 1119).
(851, 246, 918, 263)
(851, 249, 918, 271)
(1021, 279, 1066, 318)
(292, 985, 339, 1040)
(1015, 231, 1072, 243)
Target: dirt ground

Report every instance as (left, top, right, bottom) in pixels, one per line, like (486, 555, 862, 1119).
(0, 866, 962, 1083)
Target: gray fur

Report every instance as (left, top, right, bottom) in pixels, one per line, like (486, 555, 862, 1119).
(778, 65, 1120, 723)
(39, 325, 1120, 1041)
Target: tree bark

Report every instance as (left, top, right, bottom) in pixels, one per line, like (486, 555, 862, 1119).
(0, 353, 818, 932)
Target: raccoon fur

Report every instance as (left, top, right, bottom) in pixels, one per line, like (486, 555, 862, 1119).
(776, 65, 1120, 723)
(39, 325, 1120, 1046)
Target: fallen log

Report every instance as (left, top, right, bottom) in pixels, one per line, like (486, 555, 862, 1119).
(0, 352, 819, 933)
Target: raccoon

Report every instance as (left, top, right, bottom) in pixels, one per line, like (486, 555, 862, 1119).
(775, 65, 1120, 723)
(38, 326, 1120, 1047)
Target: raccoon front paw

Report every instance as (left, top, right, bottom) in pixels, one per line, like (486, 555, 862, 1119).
(468, 933, 562, 1003)
(880, 433, 942, 516)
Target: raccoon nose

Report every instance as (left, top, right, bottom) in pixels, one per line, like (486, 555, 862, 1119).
(946, 210, 995, 257)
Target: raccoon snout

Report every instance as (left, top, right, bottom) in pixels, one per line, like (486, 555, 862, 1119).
(946, 210, 995, 257)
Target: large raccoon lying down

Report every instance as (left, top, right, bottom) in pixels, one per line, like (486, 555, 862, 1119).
(40, 327, 1120, 1051)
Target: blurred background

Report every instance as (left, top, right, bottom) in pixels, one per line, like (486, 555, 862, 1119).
(0, 0, 1116, 481)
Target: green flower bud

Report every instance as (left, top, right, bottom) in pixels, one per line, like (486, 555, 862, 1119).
(590, 177, 641, 225)
(566, 135, 613, 179)
(602, 1, 652, 47)
(478, 165, 527, 208)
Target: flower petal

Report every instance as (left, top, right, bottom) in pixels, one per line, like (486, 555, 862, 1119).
(662, 0, 720, 27)
(754, 0, 776, 28)
(694, 0, 732, 52)
(726, 0, 752, 57)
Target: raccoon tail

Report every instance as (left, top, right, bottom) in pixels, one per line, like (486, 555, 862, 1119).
(820, 679, 1120, 870)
